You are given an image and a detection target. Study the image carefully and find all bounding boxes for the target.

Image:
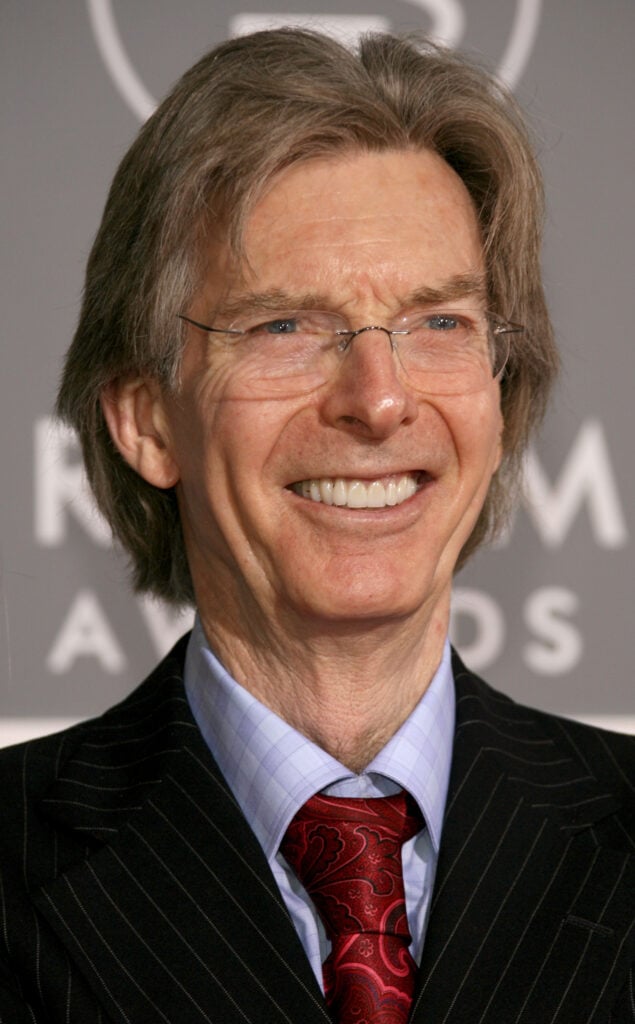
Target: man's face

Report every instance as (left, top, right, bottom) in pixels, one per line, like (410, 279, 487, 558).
(157, 149, 503, 637)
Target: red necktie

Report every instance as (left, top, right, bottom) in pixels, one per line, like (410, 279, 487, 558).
(280, 791, 423, 1024)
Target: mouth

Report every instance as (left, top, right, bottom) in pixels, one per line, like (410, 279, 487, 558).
(288, 472, 428, 510)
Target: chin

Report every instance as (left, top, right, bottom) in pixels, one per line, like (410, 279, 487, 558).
(286, 573, 434, 627)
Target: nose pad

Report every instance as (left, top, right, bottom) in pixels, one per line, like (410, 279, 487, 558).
(336, 325, 410, 382)
(341, 325, 397, 348)
(325, 326, 418, 437)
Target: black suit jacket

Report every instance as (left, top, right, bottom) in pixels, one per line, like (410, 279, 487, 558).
(1, 636, 634, 1023)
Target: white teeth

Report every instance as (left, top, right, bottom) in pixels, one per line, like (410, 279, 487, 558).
(397, 476, 411, 503)
(293, 474, 420, 509)
(367, 481, 386, 508)
(333, 479, 347, 506)
(386, 479, 398, 506)
(320, 479, 334, 505)
(347, 481, 367, 508)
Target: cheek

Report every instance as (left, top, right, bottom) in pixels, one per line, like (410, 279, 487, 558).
(447, 390, 504, 479)
(480, 403, 504, 467)
(170, 379, 312, 509)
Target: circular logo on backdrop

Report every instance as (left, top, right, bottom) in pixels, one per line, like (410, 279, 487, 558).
(87, 0, 543, 122)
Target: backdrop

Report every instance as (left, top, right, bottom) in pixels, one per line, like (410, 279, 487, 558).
(2, 0, 633, 745)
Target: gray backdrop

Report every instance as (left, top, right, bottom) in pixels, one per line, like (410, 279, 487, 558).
(2, 0, 634, 746)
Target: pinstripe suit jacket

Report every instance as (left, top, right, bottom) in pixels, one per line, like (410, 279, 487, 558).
(1, 636, 634, 1023)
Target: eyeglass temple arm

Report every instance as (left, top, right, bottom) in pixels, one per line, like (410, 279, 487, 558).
(178, 313, 242, 335)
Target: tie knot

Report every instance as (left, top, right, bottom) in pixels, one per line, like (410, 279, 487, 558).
(280, 791, 422, 938)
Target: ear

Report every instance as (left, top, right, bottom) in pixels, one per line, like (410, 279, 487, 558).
(100, 378, 180, 489)
(496, 412, 506, 472)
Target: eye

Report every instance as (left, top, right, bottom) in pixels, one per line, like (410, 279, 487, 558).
(238, 311, 341, 340)
(425, 313, 464, 331)
(253, 318, 300, 336)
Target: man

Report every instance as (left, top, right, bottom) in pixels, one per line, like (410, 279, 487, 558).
(1, 28, 633, 1024)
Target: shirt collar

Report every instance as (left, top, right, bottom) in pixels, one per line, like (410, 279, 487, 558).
(184, 616, 454, 862)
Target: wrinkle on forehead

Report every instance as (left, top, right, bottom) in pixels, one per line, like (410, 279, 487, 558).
(204, 273, 488, 325)
(195, 149, 485, 323)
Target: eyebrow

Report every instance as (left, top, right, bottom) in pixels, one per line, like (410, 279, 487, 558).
(405, 274, 488, 307)
(208, 290, 332, 322)
(207, 274, 488, 322)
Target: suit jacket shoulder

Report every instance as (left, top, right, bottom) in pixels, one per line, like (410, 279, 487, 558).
(0, 635, 328, 1024)
(451, 651, 635, 810)
(412, 652, 635, 1023)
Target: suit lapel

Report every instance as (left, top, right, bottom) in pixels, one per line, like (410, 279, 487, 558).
(33, 644, 330, 1024)
(411, 655, 635, 1024)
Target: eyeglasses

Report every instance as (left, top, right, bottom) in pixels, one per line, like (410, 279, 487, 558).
(177, 308, 523, 397)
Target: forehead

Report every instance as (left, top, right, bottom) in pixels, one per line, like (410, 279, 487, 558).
(200, 149, 484, 311)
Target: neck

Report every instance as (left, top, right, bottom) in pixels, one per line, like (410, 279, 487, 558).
(197, 602, 449, 774)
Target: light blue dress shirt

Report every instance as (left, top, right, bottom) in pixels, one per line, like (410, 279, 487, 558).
(184, 616, 455, 990)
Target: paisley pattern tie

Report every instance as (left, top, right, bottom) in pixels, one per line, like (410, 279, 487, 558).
(280, 791, 423, 1024)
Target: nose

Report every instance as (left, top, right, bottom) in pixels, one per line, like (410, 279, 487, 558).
(320, 327, 419, 439)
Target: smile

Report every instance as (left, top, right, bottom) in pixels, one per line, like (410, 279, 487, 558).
(290, 473, 425, 509)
